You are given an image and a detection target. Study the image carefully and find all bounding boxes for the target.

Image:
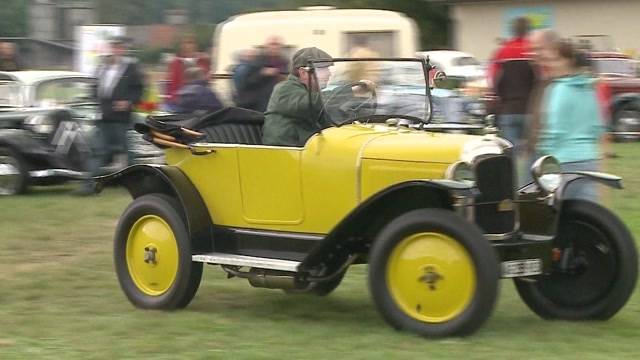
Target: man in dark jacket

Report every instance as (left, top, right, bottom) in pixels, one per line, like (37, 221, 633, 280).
(176, 67, 223, 114)
(489, 17, 536, 154)
(262, 47, 335, 147)
(94, 36, 144, 167)
(235, 37, 289, 112)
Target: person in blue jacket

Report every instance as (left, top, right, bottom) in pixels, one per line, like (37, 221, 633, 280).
(175, 67, 223, 114)
(536, 40, 605, 202)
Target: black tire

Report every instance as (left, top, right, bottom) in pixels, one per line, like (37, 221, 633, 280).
(284, 271, 346, 296)
(612, 104, 640, 142)
(369, 209, 500, 337)
(515, 200, 638, 320)
(114, 193, 203, 309)
(0, 146, 28, 195)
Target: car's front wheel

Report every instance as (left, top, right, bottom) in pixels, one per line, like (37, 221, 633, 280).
(114, 193, 203, 309)
(0, 147, 28, 195)
(369, 209, 499, 337)
(515, 200, 638, 320)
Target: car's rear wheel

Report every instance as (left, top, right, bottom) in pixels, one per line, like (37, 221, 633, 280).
(369, 209, 499, 337)
(114, 193, 203, 309)
(514, 200, 638, 320)
(0, 147, 28, 195)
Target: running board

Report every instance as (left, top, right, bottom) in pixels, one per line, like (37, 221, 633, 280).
(192, 252, 300, 272)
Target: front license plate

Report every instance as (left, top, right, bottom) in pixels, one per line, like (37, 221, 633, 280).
(501, 259, 542, 278)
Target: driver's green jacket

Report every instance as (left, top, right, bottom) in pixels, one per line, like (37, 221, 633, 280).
(262, 75, 332, 147)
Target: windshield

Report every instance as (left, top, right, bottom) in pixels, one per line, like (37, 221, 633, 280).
(314, 59, 431, 125)
(592, 58, 636, 77)
(34, 78, 96, 107)
(0, 81, 22, 107)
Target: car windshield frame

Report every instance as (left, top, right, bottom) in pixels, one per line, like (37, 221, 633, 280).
(307, 57, 434, 126)
(31, 77, 97, 107)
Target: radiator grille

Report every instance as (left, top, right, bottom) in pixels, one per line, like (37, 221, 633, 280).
(474, 155, 516, 234)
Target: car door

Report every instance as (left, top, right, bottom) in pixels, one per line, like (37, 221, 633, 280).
(236, 145, 304, 225)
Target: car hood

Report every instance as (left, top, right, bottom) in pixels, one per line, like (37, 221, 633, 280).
(323, 124, 501, 164)
(361, 131, 477, 163)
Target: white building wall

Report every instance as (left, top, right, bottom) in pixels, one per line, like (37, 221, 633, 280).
(452, 0, 640, 60)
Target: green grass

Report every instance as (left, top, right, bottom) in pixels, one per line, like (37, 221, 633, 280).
(1, 144, 639, 359)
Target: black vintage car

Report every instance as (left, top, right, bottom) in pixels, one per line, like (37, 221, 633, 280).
(0, 71, 163, 195)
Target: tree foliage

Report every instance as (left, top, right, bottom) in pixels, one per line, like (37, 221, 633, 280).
(0, 0, 27, 37)
(1, 1, 448, 49)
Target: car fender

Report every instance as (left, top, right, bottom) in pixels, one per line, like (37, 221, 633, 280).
(0, 129, 40, 153)
(519, 171, 622, 203)
(299, 179, 476, 271)
(556, 171, 623, 200)
(517, 171, 622, 238)
(96, 165, 212, 251)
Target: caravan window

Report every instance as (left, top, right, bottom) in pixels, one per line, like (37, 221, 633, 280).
(343, 32, 396, 57)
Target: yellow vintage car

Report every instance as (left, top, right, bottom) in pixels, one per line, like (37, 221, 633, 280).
(98, 58, 637, 337)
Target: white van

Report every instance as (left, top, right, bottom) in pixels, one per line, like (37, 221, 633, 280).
(211, 6, 420, 104)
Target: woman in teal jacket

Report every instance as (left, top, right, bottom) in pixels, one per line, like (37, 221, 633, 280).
(536, 41, 605, 202)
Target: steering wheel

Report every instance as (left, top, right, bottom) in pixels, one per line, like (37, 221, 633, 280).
(339, 81, 377, 120)
(322, 81, 378, 126)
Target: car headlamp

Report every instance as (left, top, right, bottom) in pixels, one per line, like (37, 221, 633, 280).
(446, 161, 475, 185)
(531, 155, 562, 193)
(24, 114, 55, 134)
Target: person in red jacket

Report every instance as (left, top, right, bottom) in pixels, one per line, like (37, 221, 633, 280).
(488, 17, 536, 157)
(165, 34, 210, 110)
(488, 17, 533, 89)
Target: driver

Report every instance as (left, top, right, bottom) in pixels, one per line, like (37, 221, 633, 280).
(262, 47, 334, 147)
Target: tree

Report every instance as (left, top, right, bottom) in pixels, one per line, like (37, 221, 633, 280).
(0, 0, 27, 37)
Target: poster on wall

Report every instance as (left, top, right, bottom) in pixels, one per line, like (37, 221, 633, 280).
(502, 6, 554, 37)
(74, 25, 125, 75)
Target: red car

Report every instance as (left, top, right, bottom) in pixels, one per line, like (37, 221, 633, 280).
(588, 51, 640, 141)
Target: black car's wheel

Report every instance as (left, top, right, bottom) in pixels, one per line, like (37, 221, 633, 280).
(284, 271, 346, 296)
(515, 200, 638, 320)
(612, 104, 640, 142)
(114, 193, 203, 309)
(0, 147, 28, 195)
(369, 209, 499, 337)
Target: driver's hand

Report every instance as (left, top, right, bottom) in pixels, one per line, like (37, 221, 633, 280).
(353, 79, 376, 97)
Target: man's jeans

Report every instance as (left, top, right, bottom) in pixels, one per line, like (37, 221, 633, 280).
(497, 114, 528, 152)
(499, 114, 529, 186)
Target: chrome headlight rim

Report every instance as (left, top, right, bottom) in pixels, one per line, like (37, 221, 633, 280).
(445, 161, 475, 185)
(531, 155, 562, 193)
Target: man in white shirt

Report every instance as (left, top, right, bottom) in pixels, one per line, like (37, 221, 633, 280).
(77, 36, 143, 195)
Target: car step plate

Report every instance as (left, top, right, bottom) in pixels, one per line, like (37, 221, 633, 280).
(192, 252, 300, 272)
(500, 259, 543, 278)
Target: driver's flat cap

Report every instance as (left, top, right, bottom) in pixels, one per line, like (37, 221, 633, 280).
(291, 47, 333, 71)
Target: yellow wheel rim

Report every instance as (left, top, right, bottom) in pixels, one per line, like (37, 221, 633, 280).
(126, 215, 179, 296)
(387, 232, 476, 323)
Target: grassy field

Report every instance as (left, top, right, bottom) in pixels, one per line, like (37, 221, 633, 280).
(1, 143, 639, 359)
